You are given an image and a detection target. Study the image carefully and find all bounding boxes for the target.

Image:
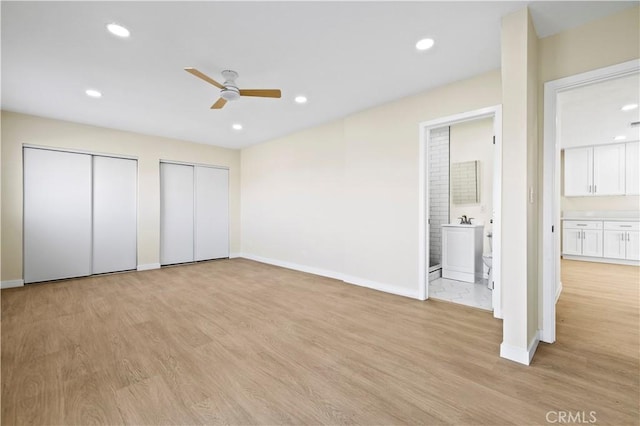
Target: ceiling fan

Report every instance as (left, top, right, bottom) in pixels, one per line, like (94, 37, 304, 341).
(185, 67, 281, 109)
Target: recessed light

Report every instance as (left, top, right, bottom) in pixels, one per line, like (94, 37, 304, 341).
(107, 23, 130, 38)
(621, 103, 638, 111)
(614, 135, 626, 141)
(294, 95, 307, 104)
(232, 123, 243, 131)
(415, 38, 435, 51)
(85, 89, 102, 98)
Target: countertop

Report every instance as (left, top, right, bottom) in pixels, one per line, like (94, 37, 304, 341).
(562, 217, 640, 221)
(562, 210, 639, 221)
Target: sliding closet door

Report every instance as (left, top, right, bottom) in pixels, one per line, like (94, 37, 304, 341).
(92, 156, 137, 274)
(24, 148, 92, 283)
(195, 166, 229, 261)
(160, 163, 194, 265)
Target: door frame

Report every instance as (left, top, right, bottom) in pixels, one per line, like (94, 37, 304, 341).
(418, 105, 503, 319)
(540, 59, 639, 343)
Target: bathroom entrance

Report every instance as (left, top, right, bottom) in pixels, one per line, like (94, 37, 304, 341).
(419, 106, 503, 318)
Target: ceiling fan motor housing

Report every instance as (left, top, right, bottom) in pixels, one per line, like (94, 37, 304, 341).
(220, 87, 240, 101)
(220, 70, 241, 101)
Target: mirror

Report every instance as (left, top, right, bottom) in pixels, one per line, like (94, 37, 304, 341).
(451, 160, 479, 204)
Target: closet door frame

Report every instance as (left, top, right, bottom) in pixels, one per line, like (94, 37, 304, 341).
(23, 144, 138, 280)
(160, 160, 230, 264)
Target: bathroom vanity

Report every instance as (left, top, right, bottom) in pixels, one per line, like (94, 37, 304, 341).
(441, 224, 484, 283)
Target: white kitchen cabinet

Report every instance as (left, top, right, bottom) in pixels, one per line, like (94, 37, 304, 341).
(625, 141, 639, 195)
(582, 229, 604, 257)
(603, 221, 640, 261)
(562, 228, 583, 256)
(593, 144, 625, 195)
(564, 144, 626, 196)
(628, 232, 640, 261)
(562, 220, 602, 257)
(564, 147, 593, 196)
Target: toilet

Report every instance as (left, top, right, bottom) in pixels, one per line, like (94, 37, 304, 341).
(483, 232, 493, 289)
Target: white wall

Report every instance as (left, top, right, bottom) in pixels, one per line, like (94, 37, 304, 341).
(241, 70, 502, 297)
(449, 117, 494, 252)
(1, 111, 241, 282)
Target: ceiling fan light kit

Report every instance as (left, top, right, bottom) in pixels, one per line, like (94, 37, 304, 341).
(185, 67, 281, 110)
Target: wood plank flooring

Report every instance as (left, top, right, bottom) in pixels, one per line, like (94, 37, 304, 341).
(1, 258, 638, 425)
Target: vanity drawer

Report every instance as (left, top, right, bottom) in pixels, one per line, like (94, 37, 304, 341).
(563, 220, 602, 230)
(604, 221, 640, 231)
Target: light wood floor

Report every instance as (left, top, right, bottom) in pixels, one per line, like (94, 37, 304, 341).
(1, 258, 638, 425)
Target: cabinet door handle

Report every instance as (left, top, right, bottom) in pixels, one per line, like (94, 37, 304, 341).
(588, 185, 592, 193)
(627, 233, 630, 241)
(594, 185, 597, 193)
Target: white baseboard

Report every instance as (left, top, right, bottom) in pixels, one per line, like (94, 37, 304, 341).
(555, 280, 563, 303)
(341, 274, 421, 299)
(240, 253, 420, 300)
(228, 252, 242, 259)
(562, 255, 639, 266)
(1, 279, 24, 289)
(500, 332, 540, 366)
(137, 263, 160, 271)
(240, 253, 344, 281)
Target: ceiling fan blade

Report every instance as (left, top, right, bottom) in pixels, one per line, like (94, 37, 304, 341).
(185, 67, 224, 89)
(211, 98, 227, 109)
(239, 89, 282, 98)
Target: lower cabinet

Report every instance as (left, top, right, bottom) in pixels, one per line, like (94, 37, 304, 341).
(562, 221, 603, 257)
(603, 222, 640, 261)
(563, 219, 639, 264)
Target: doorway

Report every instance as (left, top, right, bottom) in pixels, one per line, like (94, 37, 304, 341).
(418, 105, 503, 318)
(541, 59, 640, 343)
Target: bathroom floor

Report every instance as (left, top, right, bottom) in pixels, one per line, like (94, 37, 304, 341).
(429, 277, 492, 311)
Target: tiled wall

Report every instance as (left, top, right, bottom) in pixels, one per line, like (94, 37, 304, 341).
(429, 126, 450, 267)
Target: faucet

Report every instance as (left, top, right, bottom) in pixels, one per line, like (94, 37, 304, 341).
(458, 215, 473, 225)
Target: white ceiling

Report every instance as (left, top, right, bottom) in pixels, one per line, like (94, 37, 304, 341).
(2, 1, 637, 149)
(559, 73, 640, 148)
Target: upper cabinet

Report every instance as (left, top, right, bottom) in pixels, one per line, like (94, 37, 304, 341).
(564, 143, 627, 197)
(593, 144, 626, 195)
(625, 141, 639, 195)
(564, 147, 593, 196)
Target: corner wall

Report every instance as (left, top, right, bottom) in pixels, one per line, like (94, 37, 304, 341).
(1, 111, 241, 282)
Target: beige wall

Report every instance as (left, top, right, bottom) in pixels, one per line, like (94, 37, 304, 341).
(241, 120, 345, 275)
(500, 7, 539, 356)
(449, 117, 494, 252)
(539, 6, 640, 84)
(1, 111, 241, 281)
(241, 70, 502, 295)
